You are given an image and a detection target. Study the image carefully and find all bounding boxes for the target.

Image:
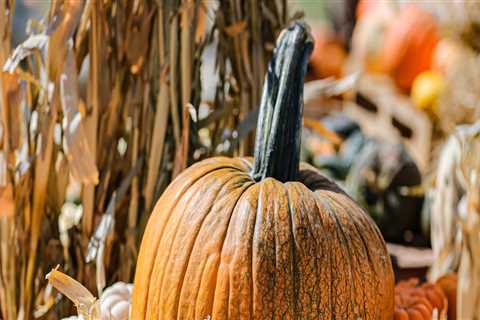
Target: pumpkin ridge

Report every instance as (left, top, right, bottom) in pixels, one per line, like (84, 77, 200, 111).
(285, 182, 326, 318)
(163, 172, 251, 318)
(350, 211, 379, 318)
(186, 180, 254, 318)
(134, 162, 231, 317)
(300, 185, 324, 317)
(189, 180, 255, 318)
(317, 195, 345, 317)
(335, 193, 388, 318)
(249, 184, 261, 319)
(329, 193, 377, 318)
(285, 182, 301, 317)
(310, 196, 333, 318)
(146, 172, 227, 318)
(152, 169, 242, 317)
(355, 206, 394, 312)
(313, 196, 337, 318)
(324, 194, 358, 317)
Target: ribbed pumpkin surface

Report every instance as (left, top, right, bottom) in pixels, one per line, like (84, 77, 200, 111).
(131, 157, 394, 319)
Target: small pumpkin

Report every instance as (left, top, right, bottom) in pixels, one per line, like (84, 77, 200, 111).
(436, 273, 457, 320)
(308, 24, 346, 80)
(381, 5, 439, 91)
(411, 70, 445, 116)
(99, 282, 133, 320)
(394, 278, 447, 320)
(132, 22, 394, 319)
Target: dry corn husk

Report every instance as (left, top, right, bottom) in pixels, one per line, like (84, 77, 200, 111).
(47, 268, 132, 320)
(430, 120, 480, 319)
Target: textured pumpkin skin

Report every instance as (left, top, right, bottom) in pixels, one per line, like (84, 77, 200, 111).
(131, 156, 394, 319)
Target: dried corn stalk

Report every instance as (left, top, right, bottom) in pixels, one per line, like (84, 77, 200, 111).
(0, 0, 290, 318)
(430, 121, 480, 319)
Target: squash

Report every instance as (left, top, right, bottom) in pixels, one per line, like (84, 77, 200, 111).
(381, 5, 439, 91)
(394, 278, 447, 320)
(131, 22, 394, 319)
(436, 273, 457, 320)
(308, 24, 346, 80)
(411, 70, 445, 116)
(99, 282, 133, 320)
(351, 2, 394, 73)
(346, 140, 423, 243)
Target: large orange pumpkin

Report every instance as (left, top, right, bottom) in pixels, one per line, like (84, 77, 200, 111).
(132, 22, 394, 319)
(381, 5, 439, 91)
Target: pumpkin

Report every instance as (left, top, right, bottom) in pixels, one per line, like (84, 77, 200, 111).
(394, 278, 447, 320)
(308, 24, 346, 80)
(351, 2, 394, 73)
(99, 282, 133, 320)
(436, 273, 457, 320)
(132, 22, 394, 319)
(356, 0, 379, 19)
(410, 70, 445, 116)
(381, 5, 439, 91)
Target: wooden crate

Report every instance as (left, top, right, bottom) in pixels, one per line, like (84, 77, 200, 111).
(344, 75, 432, 173)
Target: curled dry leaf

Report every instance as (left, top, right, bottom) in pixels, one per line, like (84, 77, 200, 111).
(46, 268, 101, 320)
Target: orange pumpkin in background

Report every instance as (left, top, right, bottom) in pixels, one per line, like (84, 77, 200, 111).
(351, 1, 394, 73)
(381, 5, 440, 91)
(436, 273, 457, 320)
(356, 0, 379, 19)
(394, 278, 447, 320)
(308, 24, 346, 80)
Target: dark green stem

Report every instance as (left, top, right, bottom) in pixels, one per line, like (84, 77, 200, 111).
(252, 22, 313, 182)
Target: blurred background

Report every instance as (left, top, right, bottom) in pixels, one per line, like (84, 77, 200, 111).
(2, 0, 480, 319)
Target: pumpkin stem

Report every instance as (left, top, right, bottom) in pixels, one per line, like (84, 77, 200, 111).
(252, 22, 313, 182)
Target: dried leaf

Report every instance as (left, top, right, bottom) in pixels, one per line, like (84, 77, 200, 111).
(125, 10, 154, 74)
(144, 76, 169, 211)
(195, 2, 207, 43)
(224, 21, 247, 37)
(47, 0, 85, 81)
(0, 72, 24, 153)
(60, 47, 99, 185)
(46, 268, 100, 319)
(2, 34, 48, 73)
(172, 104, 191, 178)
(0, 184, 14, 217)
